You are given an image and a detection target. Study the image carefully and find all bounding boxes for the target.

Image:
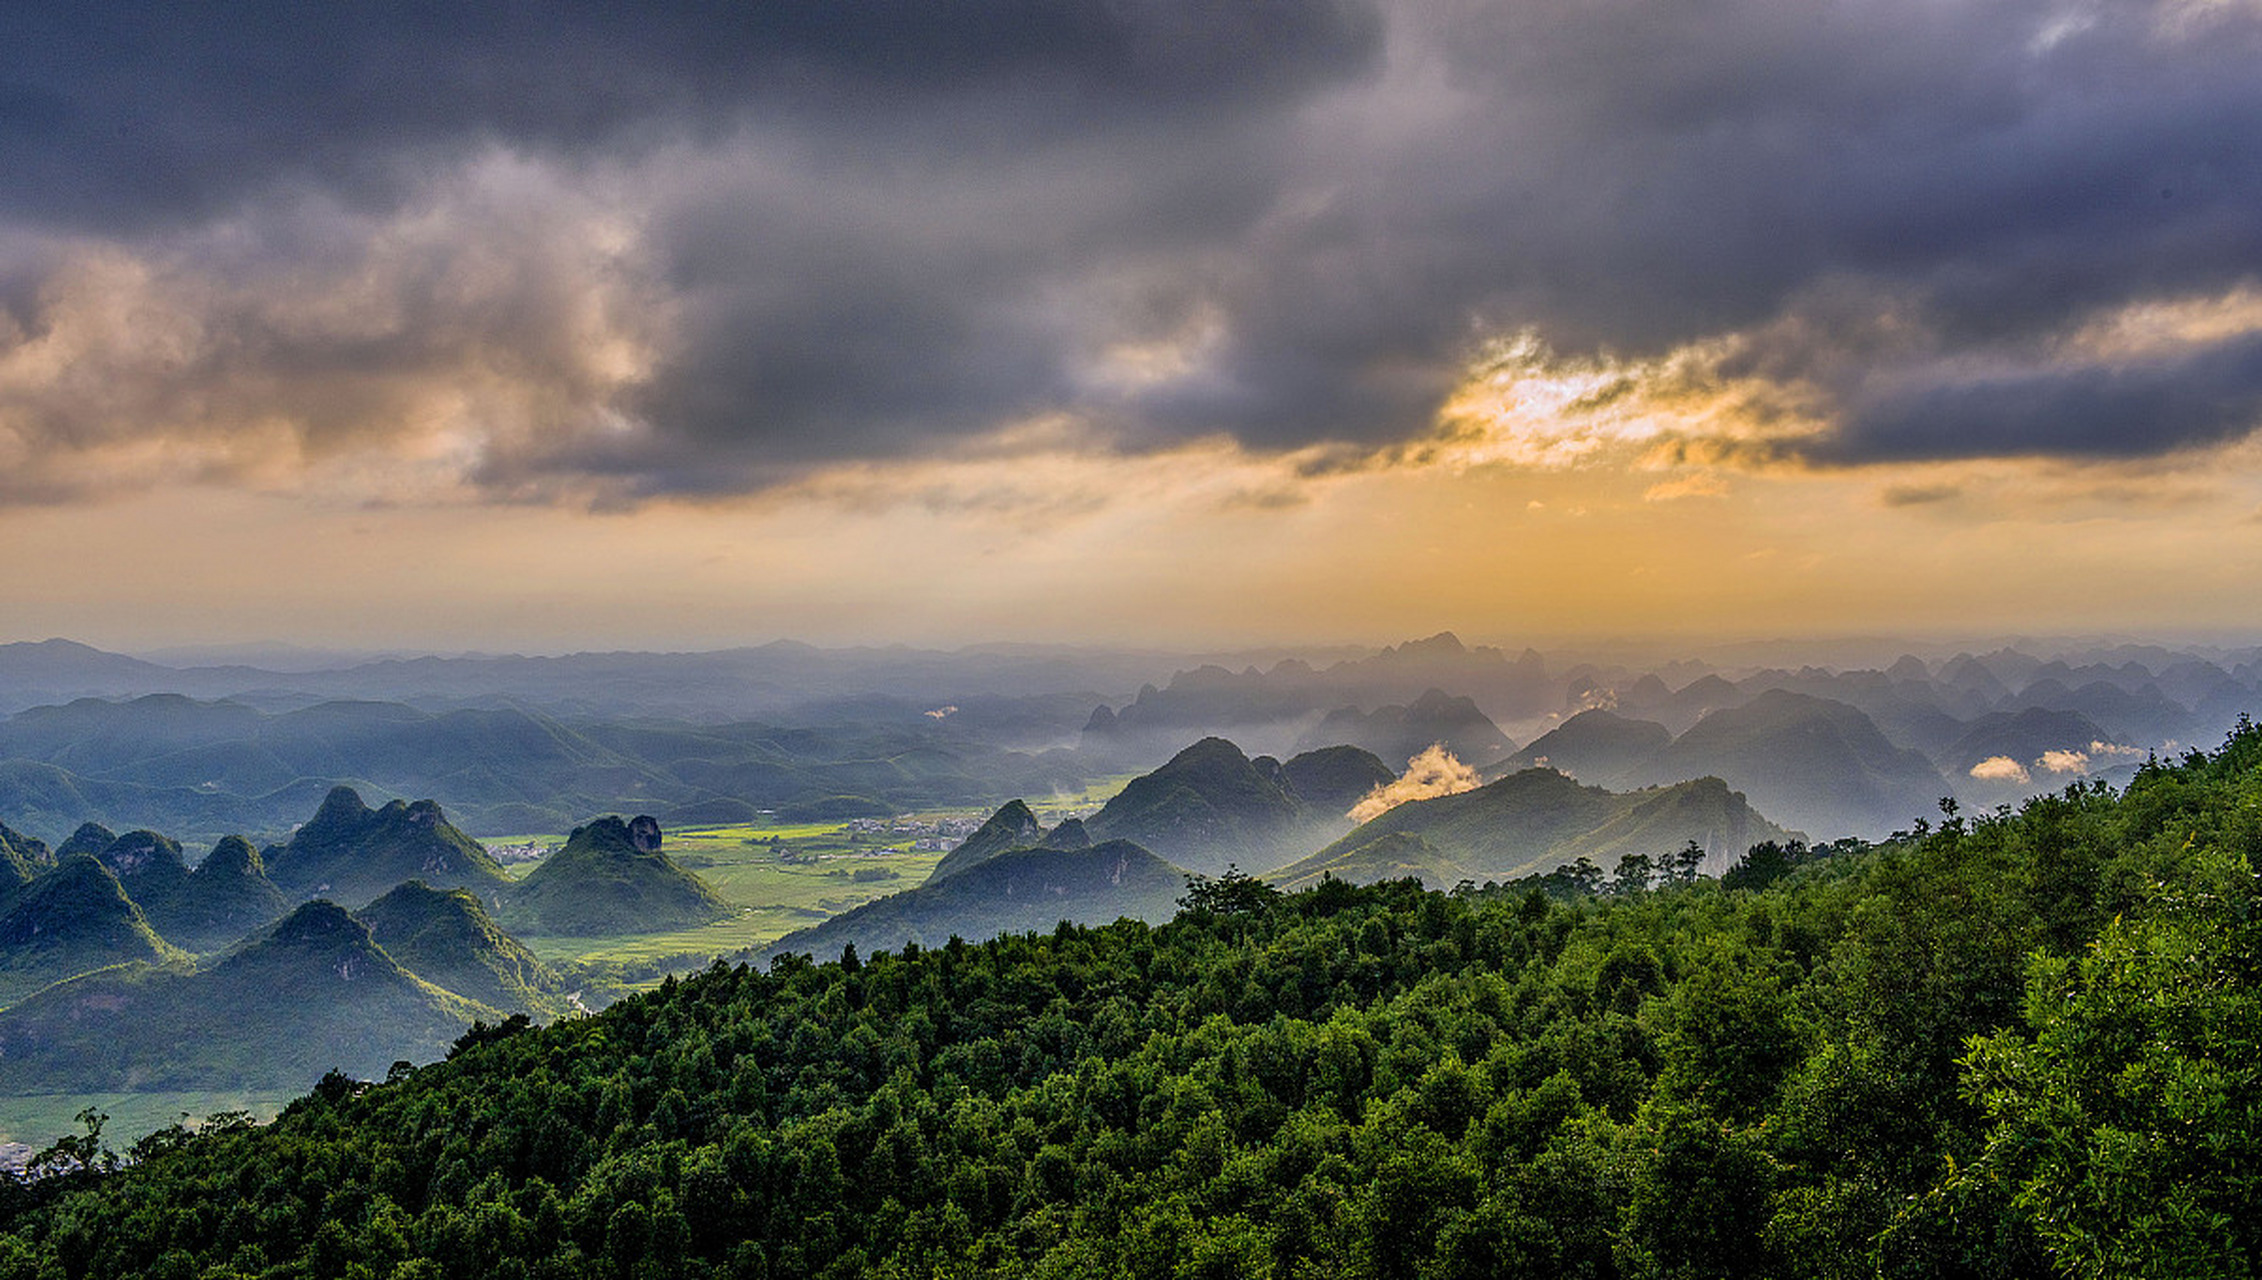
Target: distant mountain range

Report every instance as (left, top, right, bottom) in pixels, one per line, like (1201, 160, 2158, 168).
(757, 729, 1808, 961)
(1502, 687, 2147, 839)
(1, 633, 2256, 843)
(0, 691, 1092, 841)
(1275, 770, 1799, 890)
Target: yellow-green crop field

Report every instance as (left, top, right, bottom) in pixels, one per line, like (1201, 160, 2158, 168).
(501, 816, 956, 972)
(484, 779, 1137, 978)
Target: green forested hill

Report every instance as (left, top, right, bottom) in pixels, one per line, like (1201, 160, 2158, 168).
(157, 835, 291, 953)
(497, 815, 730, 937)
(0, 902, 495, 1094)
(6, 727, 2262, 1277)
(357, 880, 580, 1020)
(0, 856, 186, 1007)
(0, 822, 49, 886)
(265, 787, 513, 909)
(924, 799, 1047, 884)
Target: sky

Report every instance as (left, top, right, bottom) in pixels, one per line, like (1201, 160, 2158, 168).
(2, 0, 2261, 654)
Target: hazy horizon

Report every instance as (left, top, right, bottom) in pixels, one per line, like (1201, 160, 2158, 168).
(16, 626, 2262, 677)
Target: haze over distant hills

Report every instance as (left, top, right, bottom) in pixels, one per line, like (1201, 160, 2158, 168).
(1276, 770, 1800, 891)
(0, 632, 2258, 845)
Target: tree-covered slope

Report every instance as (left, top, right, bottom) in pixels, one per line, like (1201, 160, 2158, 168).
(0, 856, 186, 1008)
(357, 880, 577, 1019)
(158, 835, 291, 953)
(265, 786, 512, 909)
(86, 829, 197, 944)
(497, 815, 730, 937)
(8, 724, 2262, 1277)
(0, 901, 494, 1093)
(50, 822, 113, 862)
(0, 822, 48, 888)
(924, 799, 1047, 884)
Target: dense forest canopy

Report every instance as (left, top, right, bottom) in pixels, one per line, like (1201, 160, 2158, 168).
(4, 725, 2259, 1278)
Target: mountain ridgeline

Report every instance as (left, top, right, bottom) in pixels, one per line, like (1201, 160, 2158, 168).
(1275, 768, 1800, 890)
(266, 787, 512, 909)
(1073, 736, 1387, 876)
(0, 901, 492, 1092)
(747, 732, 1805, 967)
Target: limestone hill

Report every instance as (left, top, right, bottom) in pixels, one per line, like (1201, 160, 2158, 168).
(357, 880, 576, 1018)
(1082, 737, 1321, 876)
(0, 856, 188, 1007)
(53, 821, 115, 860)
(265, 786, 512, 909)
(90, 828, 195, 941)
(1497, 709, 1674, 789)
(498, 815, 730, 937)
(163, 835, 291, 953)
(0, 821, 49, 887)
(1644, 690, 1946, 840)
(1278, 744, 1396, 818)
(1038, 817, 1092, 850)
(1291, 689, 1514, 771)
(926, 800, 1046, 884)
(0, 901, 494, 1091)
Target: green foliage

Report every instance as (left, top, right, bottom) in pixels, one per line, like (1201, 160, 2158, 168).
(1960, 842, 2262, 1279)
(7, 722, 2262, 1277)
(0, 821, 50, 887)
(0, 855, 188, 1006)
(358, 881, 579, 1018)
(1177, 865, 1283, 917)
(0, 902, 494, 1092)
(499, 816, 731, 937)
(266, 787, 512, 909)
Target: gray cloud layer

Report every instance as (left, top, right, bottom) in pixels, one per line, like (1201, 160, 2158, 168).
(2, 0, 2259, 499)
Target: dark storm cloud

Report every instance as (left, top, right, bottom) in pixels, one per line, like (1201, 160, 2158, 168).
(1831, 333, 2262, 464)
(3, 0, 2261, 500)
(0, 1, 1382, 231)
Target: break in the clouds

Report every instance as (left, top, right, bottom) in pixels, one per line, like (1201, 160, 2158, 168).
(2, 0, 2260, 503)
